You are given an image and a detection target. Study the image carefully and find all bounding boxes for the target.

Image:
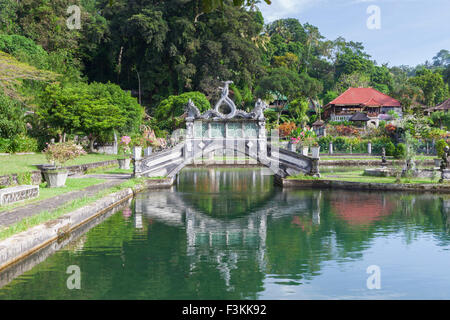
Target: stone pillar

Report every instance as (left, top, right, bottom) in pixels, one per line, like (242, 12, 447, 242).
(133, 146, 142, 160)
(113, 131, 118, 155)
(133, 159, 142, 178)
(258, 120, 268, 160)
(368, 141, 372, 155)
(329, 142, 333, 155)
(310, 158, 320, 177)
(185, 120, 194, 161)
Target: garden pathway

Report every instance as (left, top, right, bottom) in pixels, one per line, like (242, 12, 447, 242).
(0, 174, 130, 228)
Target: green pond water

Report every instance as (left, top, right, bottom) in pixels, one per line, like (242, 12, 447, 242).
(1, 167, 450, 299)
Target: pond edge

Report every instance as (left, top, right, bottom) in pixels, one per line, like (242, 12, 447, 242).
(277, 176, 450, 193)
(0, 177, 174, 272)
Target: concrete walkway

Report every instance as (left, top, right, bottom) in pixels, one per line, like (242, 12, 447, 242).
(0, 174, 130, 228)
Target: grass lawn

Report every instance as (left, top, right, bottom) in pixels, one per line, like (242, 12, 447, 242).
(289, 168, 442, 185)
(0, 177, 106, 212)
(0, 153, 119, 176)
(0, 177, 147, 240)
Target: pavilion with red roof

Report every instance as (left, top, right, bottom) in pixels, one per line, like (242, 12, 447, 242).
(323, 88, 402, 127)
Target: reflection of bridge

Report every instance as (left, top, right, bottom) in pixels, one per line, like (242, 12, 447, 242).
(134, 82, 319, 181)
(134, 189, 321, 289)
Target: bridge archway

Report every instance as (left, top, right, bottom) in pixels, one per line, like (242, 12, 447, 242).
(133, 82, 319, 181)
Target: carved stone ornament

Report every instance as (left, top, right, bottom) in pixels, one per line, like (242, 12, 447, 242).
(184, 81, 268, 121)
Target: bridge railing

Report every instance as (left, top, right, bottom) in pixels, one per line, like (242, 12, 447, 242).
(267, 144, 319, 177)
(133, 143, 185, 178)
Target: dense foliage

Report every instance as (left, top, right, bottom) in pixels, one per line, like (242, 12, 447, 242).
(0, 0, 448, 153)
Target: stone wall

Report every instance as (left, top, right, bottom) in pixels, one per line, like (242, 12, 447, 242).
(0, 160, 119, 187)
(279, 177, 450, 193)
(0, 171, 42, 187)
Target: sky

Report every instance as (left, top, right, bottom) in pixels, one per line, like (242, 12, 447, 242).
(258, 0, 450, 67)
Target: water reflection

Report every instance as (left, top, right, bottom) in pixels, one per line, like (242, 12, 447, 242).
(1, 168, 450, 299)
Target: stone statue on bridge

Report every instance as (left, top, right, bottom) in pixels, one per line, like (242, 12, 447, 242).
(185, 99, 201, 121)
(250, 99, 268, 120)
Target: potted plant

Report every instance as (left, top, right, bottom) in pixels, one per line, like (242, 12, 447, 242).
(144, 137, 154, 156)
(310, 140, 320, 158)
(131, 135, 146, 160)
(289, 137, 300, 152)
(301, 145, 309, 156)
(298, 128, 318, 156)
(43, 141, 86, 187)
(140, 126, 158, 156)
(118, 136, 132, 169)
(288, 128, 306, 153)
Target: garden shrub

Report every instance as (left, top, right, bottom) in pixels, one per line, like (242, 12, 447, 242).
(394, 143, 407, 159)
(371, 137, 392, 155)
(10, 135, 38, 153)
(333, 136, 348, 152)
(318, 135, 394, 154)
(436, 139, 448, 158)
(0, 138, 12, 153)
(279, 122, 296, 138)
(385, 142, 396, 156)
(318, 136, 333, 151)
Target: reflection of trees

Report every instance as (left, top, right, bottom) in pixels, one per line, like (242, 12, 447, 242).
(265, 190, 450, 280)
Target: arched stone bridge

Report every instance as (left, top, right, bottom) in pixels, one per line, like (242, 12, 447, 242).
(133, 140, 319, 180)
(133, 81, 319, 181)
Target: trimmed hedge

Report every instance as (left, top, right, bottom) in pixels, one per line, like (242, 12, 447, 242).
(318, 136, 392, 154)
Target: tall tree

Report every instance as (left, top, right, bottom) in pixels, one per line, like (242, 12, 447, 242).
(409, 68, 449, 106)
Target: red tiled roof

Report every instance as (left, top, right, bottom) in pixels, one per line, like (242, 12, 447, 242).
(326, 88, 401, 108)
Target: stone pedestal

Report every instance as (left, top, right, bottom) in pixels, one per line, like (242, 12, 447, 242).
(118, 158, 131, 170)
(43, 170, 68, 188)
(288, 143, 296, 152)
(311, 146, 320, 159)
(310, 159, 320, 177)
(144, 147, 153, 157)
(301, 146, 309, 156)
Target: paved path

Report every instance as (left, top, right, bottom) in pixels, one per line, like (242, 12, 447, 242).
(0, 174, 130, 228)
